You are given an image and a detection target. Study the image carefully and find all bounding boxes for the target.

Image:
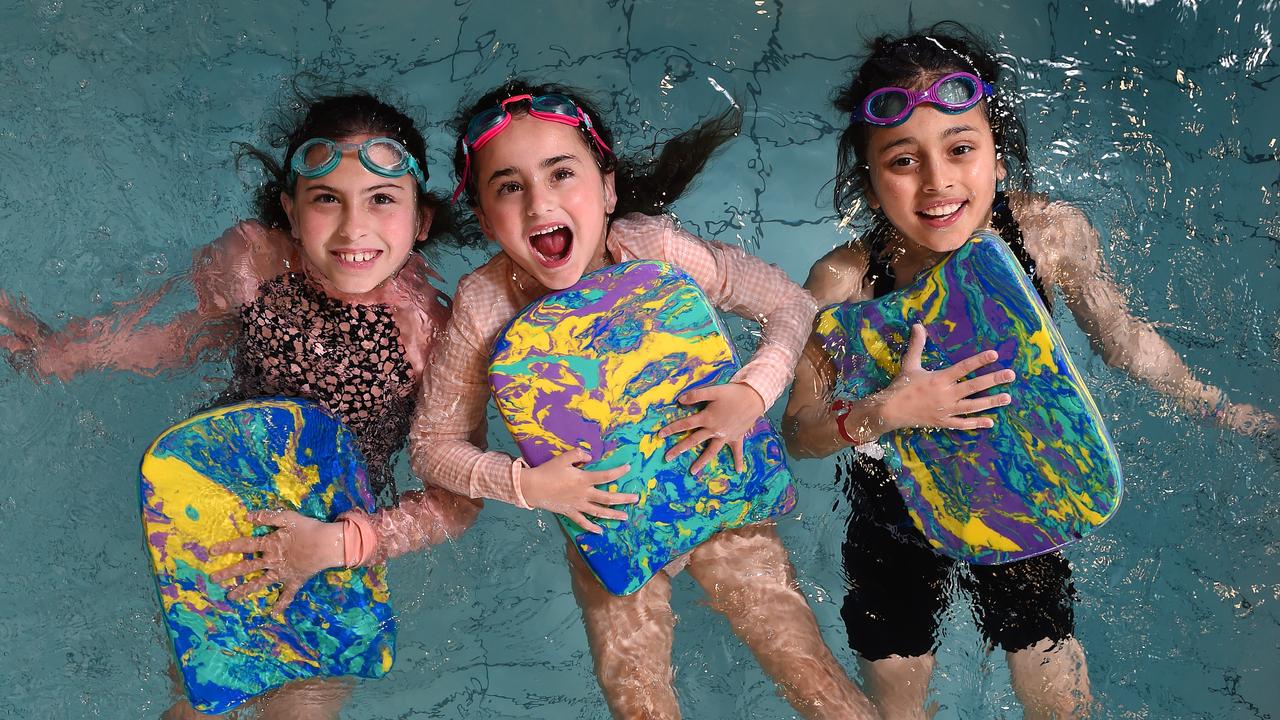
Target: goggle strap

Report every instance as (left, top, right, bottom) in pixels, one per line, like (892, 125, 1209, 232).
(451, 142, 471, 204)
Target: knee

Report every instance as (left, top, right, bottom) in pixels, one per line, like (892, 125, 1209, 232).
(1008, 638, 1092, 720)
(594, 665, 680, 720)
(859, 654, 936, 719)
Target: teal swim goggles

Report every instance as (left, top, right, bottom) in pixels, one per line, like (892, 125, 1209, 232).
(287, 137, 429, 192)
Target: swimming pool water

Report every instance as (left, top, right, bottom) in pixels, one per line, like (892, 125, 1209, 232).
(1, 0, 1276, 717)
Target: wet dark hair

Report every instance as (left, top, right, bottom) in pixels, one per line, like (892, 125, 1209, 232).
(832, 21, 1031, 228)
(449, 80, 741, 223)
(237, 90, 459, 250)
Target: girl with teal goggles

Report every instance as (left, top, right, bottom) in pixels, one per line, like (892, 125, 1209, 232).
(287, 137, 429, 192)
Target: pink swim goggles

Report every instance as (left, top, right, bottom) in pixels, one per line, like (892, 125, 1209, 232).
(854, 72, 994, 127)
(451, 93, 614, 203)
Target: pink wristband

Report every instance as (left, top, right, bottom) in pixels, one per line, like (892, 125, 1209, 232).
(339, 511, 376, 567)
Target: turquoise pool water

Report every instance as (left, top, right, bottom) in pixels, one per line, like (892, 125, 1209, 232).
(1, 0, 1277, 717)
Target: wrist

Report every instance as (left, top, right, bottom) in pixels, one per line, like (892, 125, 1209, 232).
(338, 512, 375, 567)
(831, 399, 858, 445)
(510, 457, 534, 510)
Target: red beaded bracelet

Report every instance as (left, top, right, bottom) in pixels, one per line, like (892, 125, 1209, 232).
(830, 399, 859, 445)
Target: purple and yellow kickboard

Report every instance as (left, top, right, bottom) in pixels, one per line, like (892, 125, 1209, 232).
(489, 260, 796, 596)
(139, 398, 394, 714)
(815, 231, 1122, 564)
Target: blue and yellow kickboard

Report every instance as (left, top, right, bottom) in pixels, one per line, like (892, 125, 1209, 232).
(489, 260, 797, 595)
(815, 231, 1122, 564)
(139, 398, 394, 714)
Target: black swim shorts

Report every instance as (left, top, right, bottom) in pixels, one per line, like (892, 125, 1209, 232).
(837, 451, 1077, 661)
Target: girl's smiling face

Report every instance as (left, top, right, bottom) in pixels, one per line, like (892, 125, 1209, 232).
(281, 133, 430, 299)
(469, 114, 616, 291)
(863, 98, 1006, 255)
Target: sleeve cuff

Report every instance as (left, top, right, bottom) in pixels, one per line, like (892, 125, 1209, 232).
(510, 457, 534, 510)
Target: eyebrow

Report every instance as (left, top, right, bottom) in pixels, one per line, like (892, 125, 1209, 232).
(486, 154, 580, 185)
(877, 124, 979, 153)
(305, 182, 405, 193)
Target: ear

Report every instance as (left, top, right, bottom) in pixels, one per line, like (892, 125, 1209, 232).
(996, 155, 1008, 183)
(472, 201, 496, 240)
(416, 204, 435, 242)
(280, 192, 301, 239)
(863, 184, 881, 211)
(602, 170, 617, 215)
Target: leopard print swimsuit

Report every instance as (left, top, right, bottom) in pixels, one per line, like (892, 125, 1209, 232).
(226, 272, 417, 502)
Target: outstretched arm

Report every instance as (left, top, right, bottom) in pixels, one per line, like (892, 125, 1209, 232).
(1047, 201, 1275, 437)
(0, 283, 231, 381)
(0, 223, 279, 380)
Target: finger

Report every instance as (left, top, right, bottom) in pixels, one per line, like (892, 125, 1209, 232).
(953, 393, 1012, 416)
(657, 412, 701, 439)
(210, 557, 272, 583)
(676, 387, 714, 406)
(566, 511, 603, 535)
(561, 449, 591, 467)
(585, 463, 631, 484)
(0, 335, 31, 354)
(689, 438, 727, 475)
(664, 429, 713, 462)
(941, 414, 997, 431)
(953, 369, 1016, 398)
(0, 293, 44, 340)
(591, 488, 640, 506)
(269, 582, 301, 617)
(942, 348, 1001, 382)
(244, 509, 289, 528)
(226, 573, 279, 602)
(583, 502, 629, 522)
(730, 439, 746, 473)
(210, 535, 272, 556)
(899, 323, 929, 370)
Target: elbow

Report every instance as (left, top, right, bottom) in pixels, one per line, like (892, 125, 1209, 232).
(780, 414, 818, 460)
(449, 495, 484, 537)
(437, 489, 481, 540)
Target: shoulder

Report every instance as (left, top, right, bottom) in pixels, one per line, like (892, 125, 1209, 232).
(445, 253, 525, 349)
(191, 221, 294, 315)
(395, 254, 452, 331)
(804, 242, 869, 306)
(1006, 192, 1099, 281)
(607, 212, 677, 258)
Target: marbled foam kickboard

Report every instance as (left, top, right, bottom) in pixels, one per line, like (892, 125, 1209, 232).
(490, 260, 796, 595)
(139, 398, 394, 713)
(815, 232, 1122, 564)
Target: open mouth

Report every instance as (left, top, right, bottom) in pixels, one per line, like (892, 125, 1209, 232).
(917, 200, 967, 228)
(528, 224, 574, 268)
(332, 249, 383, 268)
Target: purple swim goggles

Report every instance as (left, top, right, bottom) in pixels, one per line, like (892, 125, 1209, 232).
(854, 72, 995, 127)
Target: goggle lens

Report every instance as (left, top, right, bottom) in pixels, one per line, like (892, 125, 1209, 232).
(867, 92, 909, 120)
(935, 76, 978, 107)
(363, 138, 410, 172)
(298, 140, 339, 173)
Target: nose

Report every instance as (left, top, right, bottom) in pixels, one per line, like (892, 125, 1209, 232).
(524, 181, 554, 217)
(338, 203, 368, 240)
(920, 155, 955, 193)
